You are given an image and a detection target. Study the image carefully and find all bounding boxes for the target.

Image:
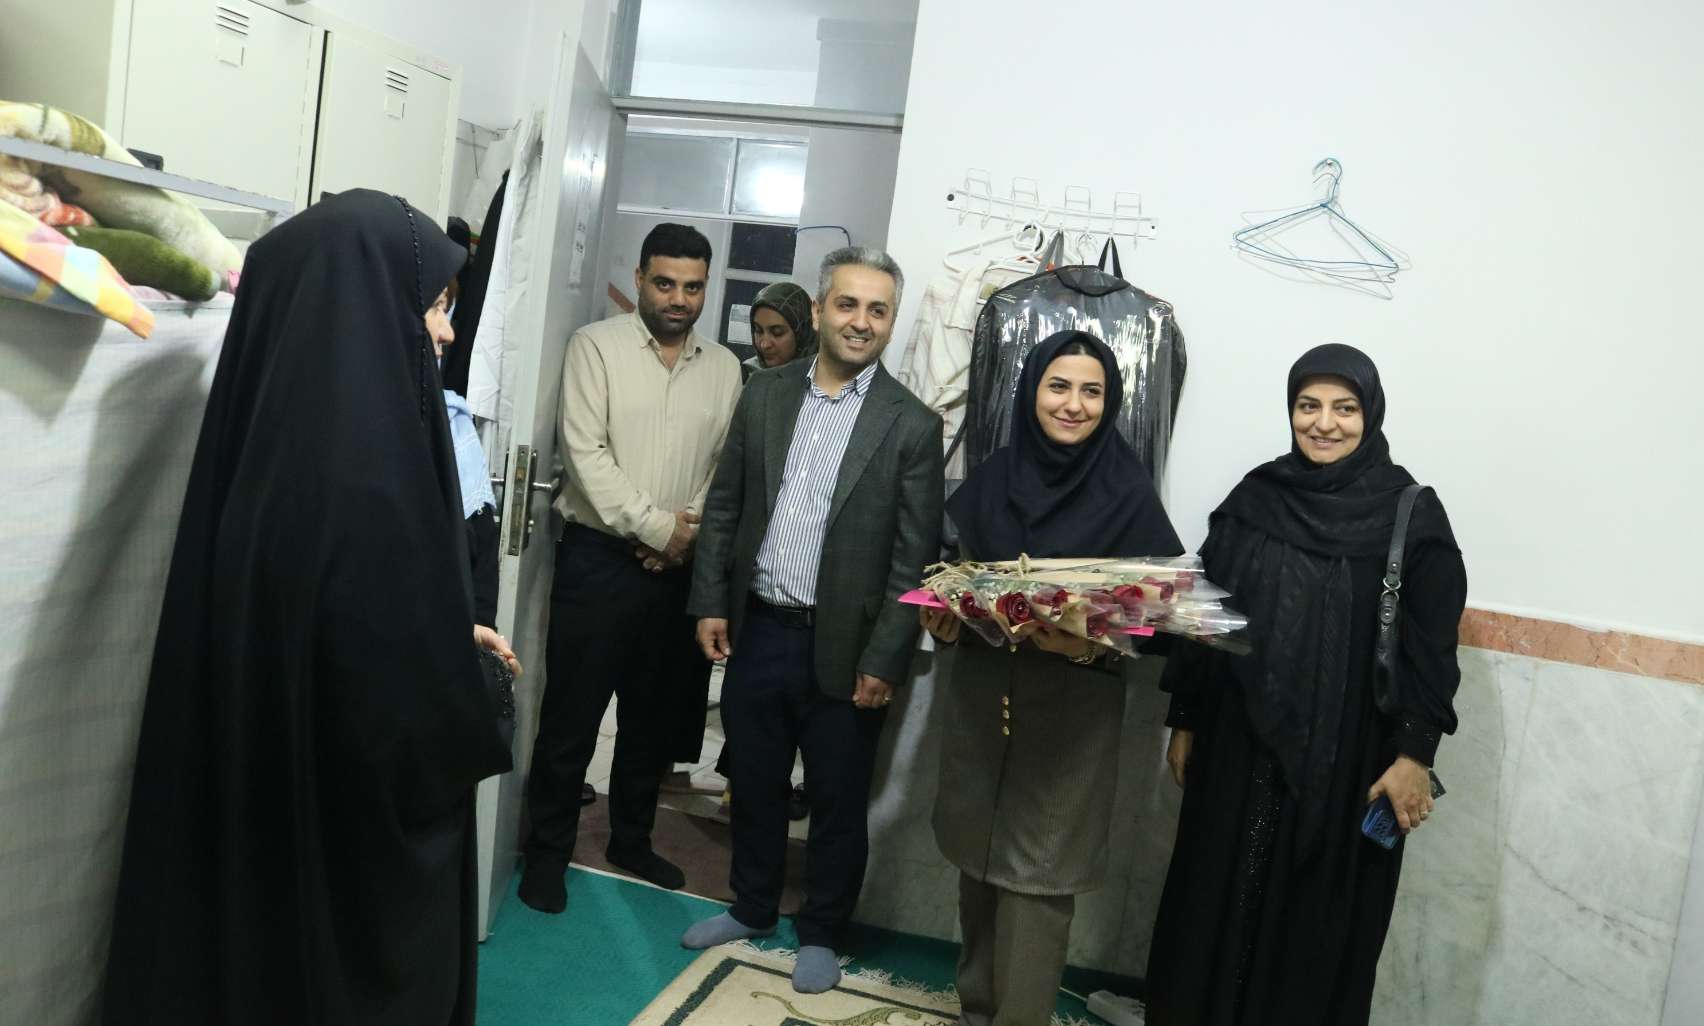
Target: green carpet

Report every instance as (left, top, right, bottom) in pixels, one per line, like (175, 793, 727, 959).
(477, 867, 1122, 1026)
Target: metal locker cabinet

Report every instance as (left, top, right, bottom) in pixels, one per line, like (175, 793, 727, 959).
(311, 30, 455, 219)
(120, 0, 321, 207)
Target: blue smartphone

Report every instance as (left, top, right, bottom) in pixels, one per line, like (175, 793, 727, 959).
(1362, 770, 1445, 849)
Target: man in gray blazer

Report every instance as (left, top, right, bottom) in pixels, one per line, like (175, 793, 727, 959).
(680, 247, 943, 993)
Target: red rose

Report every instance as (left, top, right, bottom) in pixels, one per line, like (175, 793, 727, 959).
(1140, 576, 1176, 602)
(958, 592, 992, 620)
(1030, 586, 1069, 612)
(1086, 612, 1110, 638)
(995, 592, 1034, 625)
(1112, 583, 1148, 616)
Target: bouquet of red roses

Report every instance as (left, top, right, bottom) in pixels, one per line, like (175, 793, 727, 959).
(906, 556, 1247, 656)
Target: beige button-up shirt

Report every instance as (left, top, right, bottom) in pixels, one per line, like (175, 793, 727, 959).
(554, 312, 742, 551)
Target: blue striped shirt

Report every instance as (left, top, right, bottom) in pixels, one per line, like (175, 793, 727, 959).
(751, 359, 880, 607)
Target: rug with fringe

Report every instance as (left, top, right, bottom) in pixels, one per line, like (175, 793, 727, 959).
(627, 943, 959, 1026)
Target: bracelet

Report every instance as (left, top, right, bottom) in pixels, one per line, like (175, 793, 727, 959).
(1069, 647, 1098, 665)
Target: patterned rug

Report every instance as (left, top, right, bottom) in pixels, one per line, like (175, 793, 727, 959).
(627, 945, 960, 1026)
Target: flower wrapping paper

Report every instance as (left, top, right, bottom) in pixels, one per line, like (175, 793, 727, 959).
(914, 556, 1249, 655)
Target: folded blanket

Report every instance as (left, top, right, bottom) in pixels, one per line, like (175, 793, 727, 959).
(0, 197, 153, 337)
(0, 101, 242, 276)
(0, 154, 60, 218)
(0, 249, 103, 316)
(58, 224, 218, 301)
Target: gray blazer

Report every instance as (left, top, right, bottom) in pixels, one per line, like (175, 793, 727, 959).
(688, 360, 944, 698)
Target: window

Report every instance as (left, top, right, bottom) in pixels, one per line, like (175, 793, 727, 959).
(616, 133, 735, 215)
(617, 127, 807, 222)
(732, 142, 807, 219)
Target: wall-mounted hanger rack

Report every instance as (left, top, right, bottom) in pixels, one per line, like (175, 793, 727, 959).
(944, 169, 1157, 266)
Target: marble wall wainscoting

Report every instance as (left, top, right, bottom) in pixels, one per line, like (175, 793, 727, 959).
(859, 644, 1704, 1026)
(1392, 651, 1704, 1026)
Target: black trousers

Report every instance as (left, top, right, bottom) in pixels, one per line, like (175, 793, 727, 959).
(523, 524, 709, 862)
(724, 599, 886, 948)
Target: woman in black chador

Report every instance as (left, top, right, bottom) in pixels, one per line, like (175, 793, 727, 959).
(103, 191, 514, 1026)
(1145, 344, 1467, 1025)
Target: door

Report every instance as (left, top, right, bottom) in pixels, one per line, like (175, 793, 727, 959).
(474, 41, 622, 938)
(311, 30, 456, 218)
(122, 0, 320, 207)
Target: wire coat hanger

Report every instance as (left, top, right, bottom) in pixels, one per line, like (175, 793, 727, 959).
(1232, 158, 1410, 297)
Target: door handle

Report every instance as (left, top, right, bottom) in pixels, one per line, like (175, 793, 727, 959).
(504, 451, 561, 555)
(505, 445, 537, 556)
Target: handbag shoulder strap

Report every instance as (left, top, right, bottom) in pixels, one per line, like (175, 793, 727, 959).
(1381, 484, 1428, 602)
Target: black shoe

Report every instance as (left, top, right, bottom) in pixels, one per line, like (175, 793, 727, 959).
(606, 845, 686, 890)
(787, 783, 809, 822)
(580, 782, 597, 807)
(518, 858, 568, 914)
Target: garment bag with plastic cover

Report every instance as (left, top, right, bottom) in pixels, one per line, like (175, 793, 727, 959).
(966, 240, 1186, 486)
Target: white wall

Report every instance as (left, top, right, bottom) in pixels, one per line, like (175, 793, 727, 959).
(885, 0, 1704, 642)
(792, 128, 902, 282)
(629, 0, 915, 109)
(789, 15, 910, 283)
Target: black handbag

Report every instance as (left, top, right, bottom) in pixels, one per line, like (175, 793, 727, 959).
(1373, 484, 1428, 711)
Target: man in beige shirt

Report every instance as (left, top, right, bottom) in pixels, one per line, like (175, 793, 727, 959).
(519, 224, 742, 914)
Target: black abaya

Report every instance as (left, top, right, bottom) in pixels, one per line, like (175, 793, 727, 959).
(1144, 344, 1468, 1025)
(103, 190, 512, 1026)
(443, 172, 507, 397)
(1145, 540, 1465, 1025)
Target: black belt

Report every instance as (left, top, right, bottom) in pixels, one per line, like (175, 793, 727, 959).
(749, 593, 815, 629)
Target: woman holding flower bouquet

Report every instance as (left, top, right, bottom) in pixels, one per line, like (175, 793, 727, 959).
(921, 330, 1184, 1026)
(1143, 344, 1466, 1026)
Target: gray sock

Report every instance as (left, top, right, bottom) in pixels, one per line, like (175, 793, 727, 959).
(680, 912, 774, 949)
(791, 945, 841, 994)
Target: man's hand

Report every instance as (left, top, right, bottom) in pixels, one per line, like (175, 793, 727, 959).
(697, 618, 732, 662)
(474, 625, 522, 677)
(634, 544, 671, 573)
(853, 673, 894, 710)
(662, 510, 701, 565)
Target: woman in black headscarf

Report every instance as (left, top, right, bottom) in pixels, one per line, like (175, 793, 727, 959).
(103, 190, 514, 1026)
(923, 330, 1184, 1026)
(1144, 344, 1467, 1026)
